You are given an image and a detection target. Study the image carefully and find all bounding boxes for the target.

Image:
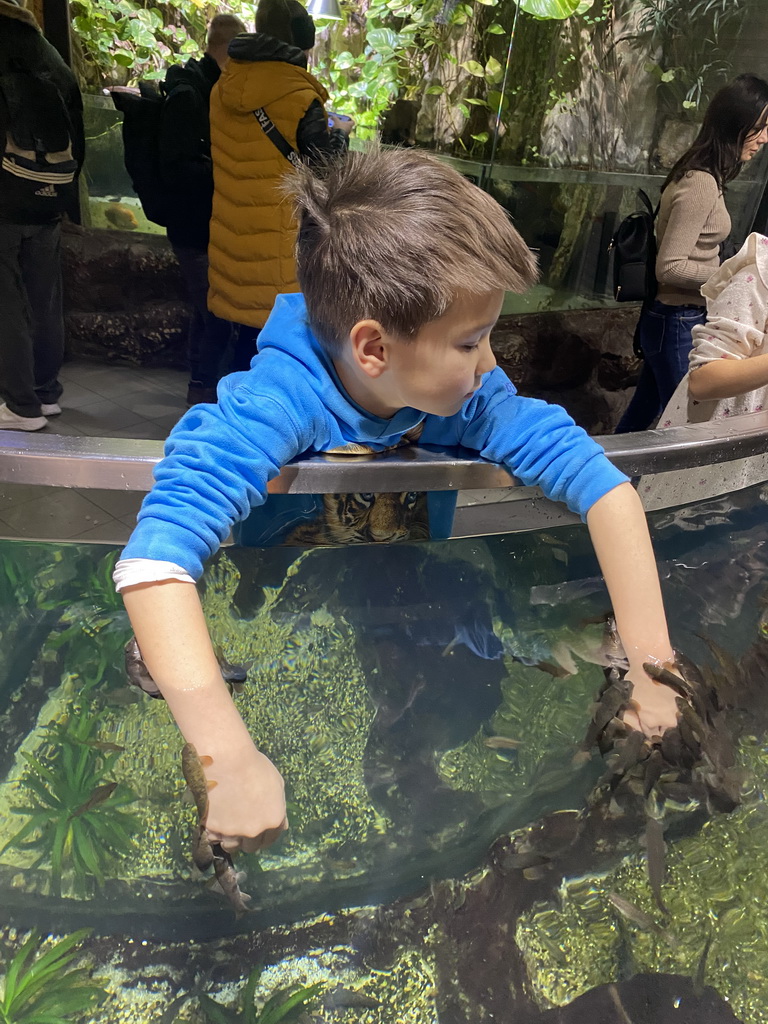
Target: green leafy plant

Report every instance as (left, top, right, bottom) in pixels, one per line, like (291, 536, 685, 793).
(636, 0, 748, 115)
(0, 929, 106, 1024)
(2, 704, 138, 897)
(198, 966, 323, 1024)
(70, 0, 588, 152)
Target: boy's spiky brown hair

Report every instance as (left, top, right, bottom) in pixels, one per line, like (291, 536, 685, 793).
(284, 146, 539, 356)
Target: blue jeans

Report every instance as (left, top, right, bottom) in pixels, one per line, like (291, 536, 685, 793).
(615, 300, 706, 434)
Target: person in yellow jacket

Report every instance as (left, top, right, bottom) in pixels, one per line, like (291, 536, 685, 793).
(209, 0, 353, 372)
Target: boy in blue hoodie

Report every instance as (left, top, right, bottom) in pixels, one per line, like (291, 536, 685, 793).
(116, 148, 682, 854)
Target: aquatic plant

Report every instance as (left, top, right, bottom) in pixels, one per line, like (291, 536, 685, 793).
(198, 966, 323, 1024)
(2, 704, 139, 897)
(0, 928, 106, 1024)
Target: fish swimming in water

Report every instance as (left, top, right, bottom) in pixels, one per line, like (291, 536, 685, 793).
(69, 781, 118, 819)
(124, 637, 163, 698)
(483, 735, 523, 750)
(607, 893, 678, 948)
(644, 816, 669, 917)
(180, 743, 251, 918)
(181, 742, 215, 823)
(126, 637, 248, 699)
(211, 845, 251, 919)
(104, 201, 138, 230)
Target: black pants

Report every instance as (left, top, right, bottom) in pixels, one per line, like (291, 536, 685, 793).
(230, 323, 261, 373)
(0, 221, 64, 416)
(171, 243, 233, 388)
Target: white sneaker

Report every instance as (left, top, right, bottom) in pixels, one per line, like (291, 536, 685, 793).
(0, 404, 48, 431)
(41, 403, 61, 416)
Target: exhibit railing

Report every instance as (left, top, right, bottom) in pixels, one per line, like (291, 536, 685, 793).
(0, 413, 764, 537)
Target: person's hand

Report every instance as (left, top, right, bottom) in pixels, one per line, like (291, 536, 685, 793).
(201, 736, 288, 854)
(329, 112, 355, 136)
(622, 664, 681, 739)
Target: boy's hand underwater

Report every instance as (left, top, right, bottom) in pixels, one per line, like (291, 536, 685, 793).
(622, 666, 681, 738)
(202, 738, 288, 853)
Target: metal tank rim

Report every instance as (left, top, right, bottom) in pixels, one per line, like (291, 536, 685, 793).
(0, 412, 763, 536)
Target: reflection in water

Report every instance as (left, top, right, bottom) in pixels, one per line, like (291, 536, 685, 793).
(0, 486, 768, 1020)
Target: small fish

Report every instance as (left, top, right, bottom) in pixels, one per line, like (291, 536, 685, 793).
(211, 844, 251, 919)
(214, 646, 249, 696)
(69, 781, 118, 819)
(582, 672, 632, 750)
(693, 928, 714, 997)
(323, 987, 379, 1010)
(181, 742, 215, 823)
(104, 202, 138, 230)
(124, 637, 162, 698)
(191, 823, 214, 872)
(87, 740, 125, 754)
(523, 865, 549, 881)
(607, 729, 647, 778)
(607, 893, 677, 948)
(644, 816, 669, 916)
(483, 735, 523, 750)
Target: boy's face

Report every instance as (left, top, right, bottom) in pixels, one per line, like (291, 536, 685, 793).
(378, 290, 504, 418)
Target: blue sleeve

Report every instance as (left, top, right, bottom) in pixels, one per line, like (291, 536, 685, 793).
(423, 368, 628, 519)
(121, 372, 321, 578)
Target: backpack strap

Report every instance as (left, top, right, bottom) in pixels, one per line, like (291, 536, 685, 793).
(638, 188, 659, 219)
(252, 108, 303, 169)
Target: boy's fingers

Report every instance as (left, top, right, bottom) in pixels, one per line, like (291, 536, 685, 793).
(213, 818, 288, 855)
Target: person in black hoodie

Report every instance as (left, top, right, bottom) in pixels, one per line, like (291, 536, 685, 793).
(0, 0, 83, 430)
(159, 14, 246, 407)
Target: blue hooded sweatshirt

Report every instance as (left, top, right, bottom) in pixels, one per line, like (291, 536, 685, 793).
(122, 293, 627, 577)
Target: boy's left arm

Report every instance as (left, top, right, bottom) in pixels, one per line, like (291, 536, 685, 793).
(434, 373, 681, 737)
(586, 481, 680, 737)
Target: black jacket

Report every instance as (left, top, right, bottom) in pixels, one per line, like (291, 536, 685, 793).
(0, 0, 84, 223)
(159, 53, 220, 250)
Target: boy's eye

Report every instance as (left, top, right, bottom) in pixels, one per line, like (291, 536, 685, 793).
(462, 343, 479, 352)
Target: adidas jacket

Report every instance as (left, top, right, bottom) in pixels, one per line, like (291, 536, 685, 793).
(0, 0, 84, 224)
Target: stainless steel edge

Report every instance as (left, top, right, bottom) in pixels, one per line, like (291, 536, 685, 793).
(0, 411, 764, 494)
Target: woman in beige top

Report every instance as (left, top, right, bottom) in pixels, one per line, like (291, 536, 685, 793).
(616, 74, 768, 433)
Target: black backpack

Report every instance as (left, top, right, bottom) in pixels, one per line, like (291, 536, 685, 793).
(609, 189, 659, 303)
(0, 70, 78, 221)
(110, 82, 170, 227)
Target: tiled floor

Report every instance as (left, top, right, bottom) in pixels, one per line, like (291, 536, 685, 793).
(0, 360, 189, 545)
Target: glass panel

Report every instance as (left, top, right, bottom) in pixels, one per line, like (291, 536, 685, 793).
(1, 482, 768, 1017)
(81, 93, 165, 236)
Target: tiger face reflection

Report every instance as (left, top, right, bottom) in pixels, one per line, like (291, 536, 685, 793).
(285, 492, 430, 546)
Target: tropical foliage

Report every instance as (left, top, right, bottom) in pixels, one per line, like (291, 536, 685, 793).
(197, 965, 323, 1024)
(69, 0, 750, 163)
(70, 0, 585, 146)
(0, 929, 105, 1024)
(2, 703, 138, 897)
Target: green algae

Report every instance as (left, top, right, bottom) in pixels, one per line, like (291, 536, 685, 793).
(515, 733, 768, 1023)
(438, 651, 604, 797)
(0, 550, 387, 897)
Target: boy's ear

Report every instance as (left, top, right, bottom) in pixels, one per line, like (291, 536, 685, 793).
(349, 319, 391, 379)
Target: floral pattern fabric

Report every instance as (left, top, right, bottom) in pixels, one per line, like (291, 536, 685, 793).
(639, 232, 768, 510)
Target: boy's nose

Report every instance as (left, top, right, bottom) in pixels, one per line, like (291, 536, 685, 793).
(477, 338, 496, 377)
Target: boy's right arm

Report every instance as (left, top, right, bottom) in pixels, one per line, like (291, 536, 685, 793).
(122, 578, 287, 852)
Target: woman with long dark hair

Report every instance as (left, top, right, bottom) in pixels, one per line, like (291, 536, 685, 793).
(616, 73, 768, 434)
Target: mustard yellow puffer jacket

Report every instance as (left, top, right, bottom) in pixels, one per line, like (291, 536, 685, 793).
(209, 35, 329, 328)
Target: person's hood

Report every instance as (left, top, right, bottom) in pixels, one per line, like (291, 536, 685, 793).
(0, 0, 39, 29)
(257, 293, 426, 442)
(218, 33, 326, 112)
(228, 32, 307, 69)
